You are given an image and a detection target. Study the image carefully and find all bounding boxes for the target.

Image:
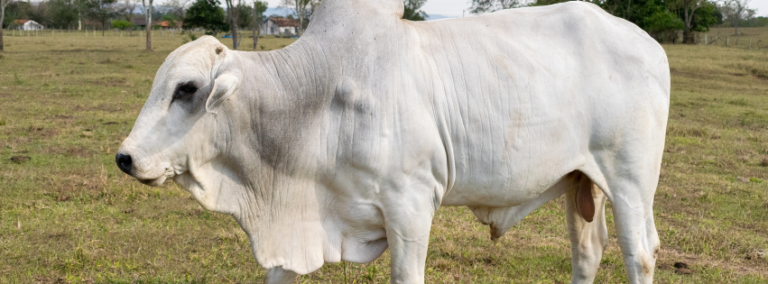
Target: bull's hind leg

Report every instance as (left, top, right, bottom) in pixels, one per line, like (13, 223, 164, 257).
(585, 149, 662, 284)
(607, 177, 660, 284)
(264, 267, 298, 284)
(566, 173, 608, 284)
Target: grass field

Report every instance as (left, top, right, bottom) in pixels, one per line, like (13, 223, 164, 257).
(0, 28, 767, 283)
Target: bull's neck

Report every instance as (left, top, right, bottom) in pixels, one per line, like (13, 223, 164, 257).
(223, 39, 331, 224)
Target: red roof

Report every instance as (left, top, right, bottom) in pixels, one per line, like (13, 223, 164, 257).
(269, 17, 299, 27)
(13, 19, 30, 24)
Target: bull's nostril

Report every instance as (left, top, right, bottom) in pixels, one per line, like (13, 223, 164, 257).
(115, 153, 133, 175)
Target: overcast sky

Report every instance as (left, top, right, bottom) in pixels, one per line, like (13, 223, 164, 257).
(254, 0, 767, 18)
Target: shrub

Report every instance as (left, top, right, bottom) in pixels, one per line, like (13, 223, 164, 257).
(648, 11, 684, 43)
(112, 20, 132, 30)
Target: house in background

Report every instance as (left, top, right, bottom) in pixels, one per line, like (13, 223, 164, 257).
(13, 20, 44, 30)
(155, 21, 182, 30)
(260, 17, 298, 36)
(131, 18, 147, 29)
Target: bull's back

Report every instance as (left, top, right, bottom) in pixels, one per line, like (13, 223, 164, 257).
(410, 2, 670, 206)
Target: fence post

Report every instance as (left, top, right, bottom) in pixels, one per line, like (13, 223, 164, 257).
(726, 36, 729, 46)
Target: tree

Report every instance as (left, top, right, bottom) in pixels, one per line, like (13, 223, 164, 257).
(647, 10, 684, 42)
(0, 0, 11, 51)
(183, 0, 228, 36)
(252, 0, 267, 50)
(722, 0, 755, 35)
(529, 0, 570, 6)
(48, 0, 81, 29)
(235, 2, 252, 29)
(118, 0, 137, 35)
(85, 0, 118, 36)
(601, 0, 667, 30)
(469, 0, 524, 13)
(224, 0, 240, 49)
(281, 0, 318, 36)
(675, 0, 709, 43)
(163, 0, 188, 21)
(402, 0, 428, 21)
(141, 0, 153, 50)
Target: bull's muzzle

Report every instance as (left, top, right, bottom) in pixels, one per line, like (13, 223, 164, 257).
(116, 153, 133, 176)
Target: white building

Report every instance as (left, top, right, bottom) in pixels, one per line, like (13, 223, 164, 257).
(14, 20, 45, 30)
(260, 17, 299, 36)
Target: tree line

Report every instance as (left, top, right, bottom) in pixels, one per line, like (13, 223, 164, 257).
(1, 0, 764, 52)
(470, 0, 766, 43)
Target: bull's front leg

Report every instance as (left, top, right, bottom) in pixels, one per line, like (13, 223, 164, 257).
(264, 267, 297, 284)
(383, 185, 440, 284)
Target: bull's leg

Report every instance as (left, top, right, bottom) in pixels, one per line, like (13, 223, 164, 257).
(383, 186, 439, 284)
(607, 179, 659, 284)
(264, 267, 297, 284)
(566, 174, 608, 284)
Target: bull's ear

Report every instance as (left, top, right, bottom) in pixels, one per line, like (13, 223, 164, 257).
(205, 73, 240, 113)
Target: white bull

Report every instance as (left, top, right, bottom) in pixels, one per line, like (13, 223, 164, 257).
(116, 0, 670, 283)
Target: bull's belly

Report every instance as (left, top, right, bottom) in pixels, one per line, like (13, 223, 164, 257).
(441, 172, 567, 207)
(439, 142, 584, 207)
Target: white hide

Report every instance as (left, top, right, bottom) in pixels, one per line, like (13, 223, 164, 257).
(118, 1, 669, 283)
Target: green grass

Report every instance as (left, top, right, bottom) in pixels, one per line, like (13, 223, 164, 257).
(1, 29, 767, 283)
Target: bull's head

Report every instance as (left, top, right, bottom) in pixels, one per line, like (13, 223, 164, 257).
(116, 36, 243, 212)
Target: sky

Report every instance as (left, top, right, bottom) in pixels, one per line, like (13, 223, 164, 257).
(754, 0, 768, 17)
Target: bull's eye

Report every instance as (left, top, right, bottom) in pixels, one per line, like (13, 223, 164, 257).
(172, 82, 198, 104)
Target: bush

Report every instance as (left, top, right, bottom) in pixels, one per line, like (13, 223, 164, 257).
(648, 11, 684, 43)
(112, 20, 132, 30)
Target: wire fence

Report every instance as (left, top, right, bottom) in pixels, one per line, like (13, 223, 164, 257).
(1, 28, 210, 38)
(698, 34, 766, 50)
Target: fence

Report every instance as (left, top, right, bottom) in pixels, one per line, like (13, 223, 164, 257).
(1, 28, 210, 39)
(698, 34, 766, 50)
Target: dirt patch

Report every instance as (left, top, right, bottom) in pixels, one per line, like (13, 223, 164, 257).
(47, 233, 69, 240)
(658, 248, 768, 278)
(91, 77, 129, 87)
(10, 156, 31, 164)
(73, 104, 123, 112)
(45, 173, 106, 196)
(28, 127, 60, 138)
(45, 146, 93, 159)
(33, 276, 68, 284)
(56, 194, 71, 202)
(66, 146, 93, 158)
(673, 262, 692, 275)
